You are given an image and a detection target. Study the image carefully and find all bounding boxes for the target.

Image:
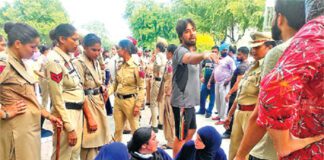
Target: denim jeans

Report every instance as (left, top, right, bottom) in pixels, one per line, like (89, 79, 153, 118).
(198, 83, 215, 114)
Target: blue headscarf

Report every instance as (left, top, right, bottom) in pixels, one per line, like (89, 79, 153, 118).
(95, 142, 129, 160)
(175, 126, 227, 160)
(219, 42, 230, 53)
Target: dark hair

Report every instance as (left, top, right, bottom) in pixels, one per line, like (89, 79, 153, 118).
(156, 42, 166, 52)
(211, 45, 219, 51)
(229, 46, 236, 54)
(305, 0, 324, 22)
(176, 18, 196, 42)
(275, 0, 306, 31)
(127, 127, 152, 152)
(4, 22, 39, 46)
(39, 45, 50, 54)
(237, 46, 249, 56)
(167, 44, 177, 55)
(264, 41, 277, 48)
(50, 24, 76, 42)
(118, 39, 137, 54)
(83, 33, 101, 47)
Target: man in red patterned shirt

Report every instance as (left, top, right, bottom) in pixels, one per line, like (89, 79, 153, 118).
(257, 0, 324, 159)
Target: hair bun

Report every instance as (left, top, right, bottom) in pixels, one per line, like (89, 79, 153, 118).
(4, 22, 15, 34)
(49, 29, 56, 41)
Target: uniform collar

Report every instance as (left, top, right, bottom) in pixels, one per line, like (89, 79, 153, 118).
(7, 48, 23, 65)
(125, 57, 135, 66)
(54, 46, 72, 63)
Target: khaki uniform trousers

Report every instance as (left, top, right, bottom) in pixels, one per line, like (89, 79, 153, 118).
(146, 77, 153, 104)
(113, 96, 139, 142)
(163, 95, 175, 146)
(229, 110, 252, 160)
(51, 109, 83, 160)
(150, 80, 162, 127)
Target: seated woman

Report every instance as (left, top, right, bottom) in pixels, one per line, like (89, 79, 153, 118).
(95, 142, 129, 160)
(175, 126, 227, 160)
(128, 127, 173, 160)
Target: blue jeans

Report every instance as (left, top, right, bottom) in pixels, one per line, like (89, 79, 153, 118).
(198, 83, 215, 114)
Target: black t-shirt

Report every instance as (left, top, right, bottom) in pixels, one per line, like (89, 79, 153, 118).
(230, 61, 249, 89)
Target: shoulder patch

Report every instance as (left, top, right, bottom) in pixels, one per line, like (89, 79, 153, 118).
(50, 72, 63, 83)
(0, 65, 6, 74)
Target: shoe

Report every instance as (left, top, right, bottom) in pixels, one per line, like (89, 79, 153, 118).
(123, 130, 131, 134)
(222, 132, 231, 139)
(205, 113, 211, 118)
(212, 116, 221, 121)
(158, 124, 163, 130)
(196, 111, 205, 115)
(145, 102, 150, 106)
(214, 111, 218, 114)
(41, 128, 53, 138)
(215, 121, 225, 125)
(152, 127, 158, 133)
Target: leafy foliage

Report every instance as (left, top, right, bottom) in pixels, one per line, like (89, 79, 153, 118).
(0, 0, 69, 44)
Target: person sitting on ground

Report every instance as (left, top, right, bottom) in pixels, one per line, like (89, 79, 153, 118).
(128, 127, 173, 160)
(95, 142, 130, 160)
(175, 126, 227, 160)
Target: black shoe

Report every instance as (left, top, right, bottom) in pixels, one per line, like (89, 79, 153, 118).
(214, 111, 218, 114)
(158, 124, 163, 130)
(123, 130, 131, 134)
(41, 128, 53, 138)
(205, 113, 211, 118)
(152, 127, 158, 133)
(221, 132, 231, 139)
(145, 102, 150, 106)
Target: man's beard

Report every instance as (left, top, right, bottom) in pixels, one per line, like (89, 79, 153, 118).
(183, 38, 196, 47)
(271, 17, 282, 41)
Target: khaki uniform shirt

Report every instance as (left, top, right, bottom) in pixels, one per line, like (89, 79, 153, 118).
(46, 47, 85, 132)
(75, 54, 110, 147)
(109, 57, 145, 107)
(153, 52, 167, 78)
(163, 60, 173, 95)
(0, 49, 41, 160)
(235, 59, 263, 105)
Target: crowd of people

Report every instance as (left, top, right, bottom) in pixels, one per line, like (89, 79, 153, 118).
(0, 0, 323, 160)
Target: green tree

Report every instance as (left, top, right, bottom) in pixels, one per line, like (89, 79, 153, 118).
(0, 0, 69, 44)
(81, 21, 112, 50)
(173, 0, 265, 44)
(125, 0, 178, 48)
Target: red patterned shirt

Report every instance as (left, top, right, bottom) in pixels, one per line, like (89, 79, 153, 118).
(257, 16, 324, 160)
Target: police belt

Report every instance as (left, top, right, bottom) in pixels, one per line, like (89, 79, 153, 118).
(84, 87, 102, 96)
(65, 102, 83, 110)
(154, 77, 162, 81)
(238, 104, 255, 111)
(116, 93, 136, 99)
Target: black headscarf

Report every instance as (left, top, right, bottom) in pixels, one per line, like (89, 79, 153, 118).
(175, 126, 227, 160)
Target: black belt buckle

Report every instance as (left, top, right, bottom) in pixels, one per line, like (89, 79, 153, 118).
(65, 102, 83, 110)
(84, 88, 101, 96)
(155, 77, 162, 81)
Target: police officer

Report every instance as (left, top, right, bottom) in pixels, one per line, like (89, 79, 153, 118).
(46, 24, 85, 160)
(150, 42, 167, 132)
(109, 39, 145, 142)
(159, 44, 177, 149)
(0, 22, 61, 160)
(74, 34, 110, 160)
